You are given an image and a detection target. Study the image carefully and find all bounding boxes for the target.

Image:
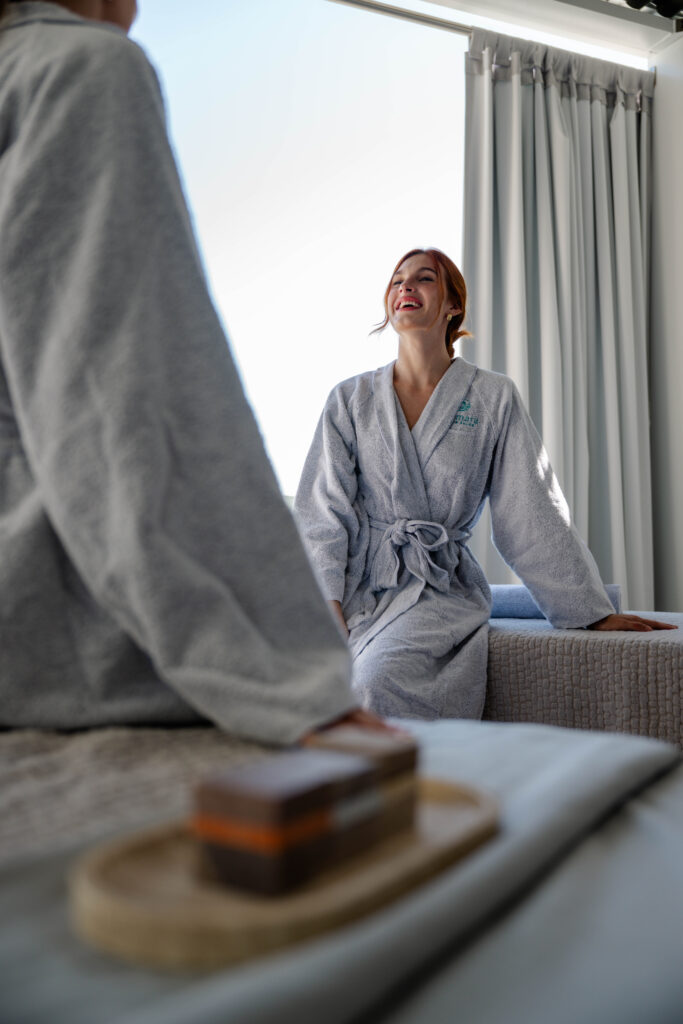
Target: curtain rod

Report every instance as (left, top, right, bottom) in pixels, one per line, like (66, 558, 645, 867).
(324, 0, 473, 38)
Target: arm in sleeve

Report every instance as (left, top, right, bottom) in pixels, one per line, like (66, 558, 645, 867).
(294, 387, 361, 604)
(0, 36, 355, 743)
(487, 382, 614, 628)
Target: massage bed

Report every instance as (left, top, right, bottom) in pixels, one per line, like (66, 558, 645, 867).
(2, 713, 683, 1024)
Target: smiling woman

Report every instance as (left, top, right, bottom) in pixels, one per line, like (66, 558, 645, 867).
(130, 0, 466, 496)
(293, 244, 675, 721)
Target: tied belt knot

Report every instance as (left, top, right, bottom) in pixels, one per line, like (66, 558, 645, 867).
(369, 516, 470, 594)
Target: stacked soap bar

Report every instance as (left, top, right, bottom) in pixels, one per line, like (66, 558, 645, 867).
(304, 727, 418, 785)
(192, 729, 418, 895)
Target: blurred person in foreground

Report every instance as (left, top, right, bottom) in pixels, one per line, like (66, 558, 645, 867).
(0, 0, 386, 742)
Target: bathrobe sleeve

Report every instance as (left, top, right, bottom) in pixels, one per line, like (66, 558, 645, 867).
(0, 32, 354, 743)
(487, 383, 614, 628)
(294, 386, 361, 604)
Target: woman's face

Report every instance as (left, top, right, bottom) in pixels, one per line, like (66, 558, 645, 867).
(387, 254, 451, 334)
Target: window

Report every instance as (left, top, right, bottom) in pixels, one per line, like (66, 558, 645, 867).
(132, 0, 467, 494)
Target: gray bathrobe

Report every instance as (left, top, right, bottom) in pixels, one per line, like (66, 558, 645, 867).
(0, 3, 354, 743)
(295, 358, 615, 719)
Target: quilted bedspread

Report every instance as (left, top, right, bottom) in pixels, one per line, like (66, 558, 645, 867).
(484, 611, 683, 746)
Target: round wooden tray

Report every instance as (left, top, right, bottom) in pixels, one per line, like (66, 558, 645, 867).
(69, 777, 499, 972)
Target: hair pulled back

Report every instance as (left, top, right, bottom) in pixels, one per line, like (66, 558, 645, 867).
(372, 247, 471, 358)
(0, 0, 21, 17)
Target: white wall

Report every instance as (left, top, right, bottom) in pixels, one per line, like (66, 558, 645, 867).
(650, 36, 683, 612)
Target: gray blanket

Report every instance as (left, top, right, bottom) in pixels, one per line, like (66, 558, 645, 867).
(0, 726, 266, 869)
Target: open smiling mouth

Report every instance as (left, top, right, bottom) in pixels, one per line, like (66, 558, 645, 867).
(397, 301, 422, 310)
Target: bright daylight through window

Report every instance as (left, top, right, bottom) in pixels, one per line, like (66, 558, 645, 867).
(132, 0, 467, 496)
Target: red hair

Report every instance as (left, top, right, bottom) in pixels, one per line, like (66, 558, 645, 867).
(372, 248, 471, 358)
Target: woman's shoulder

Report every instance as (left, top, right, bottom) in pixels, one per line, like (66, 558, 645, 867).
(65, 25, 155, 89)
(325, 363, 391, 408)
(451, 358, 522, 435)
(458, 358, 518, 402)
(13, 10, 157, 95)
(0, 12, 162, 152)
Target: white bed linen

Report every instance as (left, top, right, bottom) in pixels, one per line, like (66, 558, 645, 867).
(0, 720, 680, 1024)
(379, 761, 683, 1024)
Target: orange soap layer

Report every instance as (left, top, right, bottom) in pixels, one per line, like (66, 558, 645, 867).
(191, 808, 331, 854)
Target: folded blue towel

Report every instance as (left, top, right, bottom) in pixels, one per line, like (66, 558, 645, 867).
(490, 584, 621, 619)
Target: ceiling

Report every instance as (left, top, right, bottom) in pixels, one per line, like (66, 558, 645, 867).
(427, 0, 683, 56)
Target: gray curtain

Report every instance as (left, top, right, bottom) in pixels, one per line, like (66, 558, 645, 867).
(462, 29, 655, 608)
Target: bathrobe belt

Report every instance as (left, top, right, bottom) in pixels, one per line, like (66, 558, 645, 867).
(368, 517, 471, 594)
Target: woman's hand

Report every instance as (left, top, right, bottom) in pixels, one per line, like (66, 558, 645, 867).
(320, 707, 404, 732)
(300, 707, 408, 743)
(587, 613, 677, 631)
(328, 599, 349, 637)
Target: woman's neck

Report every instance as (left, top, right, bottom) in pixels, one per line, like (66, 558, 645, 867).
(394, 335, 452, 390)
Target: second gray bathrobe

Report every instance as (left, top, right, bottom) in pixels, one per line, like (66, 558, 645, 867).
(295, 358, 614, 718)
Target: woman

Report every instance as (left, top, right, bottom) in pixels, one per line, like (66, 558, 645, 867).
(0, 0, 388, 742)
(295, 248, 674, 719)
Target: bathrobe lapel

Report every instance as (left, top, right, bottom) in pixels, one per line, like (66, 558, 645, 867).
(373, 363, 432, 520)
(411, 358, 478, 470)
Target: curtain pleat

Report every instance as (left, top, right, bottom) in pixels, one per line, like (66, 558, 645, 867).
(462, 29, 655, 606)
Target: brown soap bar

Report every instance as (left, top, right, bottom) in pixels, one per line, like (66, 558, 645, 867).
(192, 748, 416, 895)
(200, 774, 418, 896)
(194, 748, 377, 825)
(330, 773, 417, 862)
(303, 726, 418, 781)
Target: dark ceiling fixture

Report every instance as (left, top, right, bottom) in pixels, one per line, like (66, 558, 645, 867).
(626, 0, 683, 17)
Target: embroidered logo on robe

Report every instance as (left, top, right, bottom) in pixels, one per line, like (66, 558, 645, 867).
(455, 399, 478, 427)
